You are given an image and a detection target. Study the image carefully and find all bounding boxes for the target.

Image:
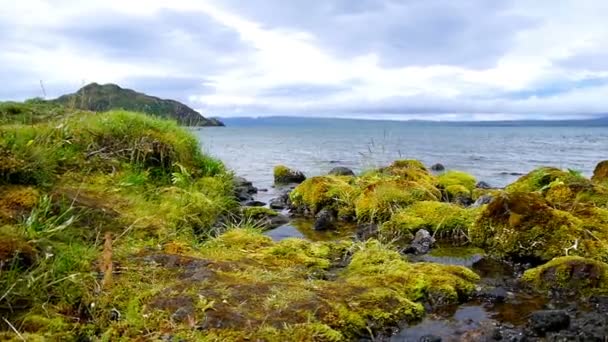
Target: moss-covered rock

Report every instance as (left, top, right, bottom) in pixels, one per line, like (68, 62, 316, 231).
(290, 176, 358, 216)
(522, 256, 608, 295)
(592, 160, 608, 183)
(274, 165, 306, 184)
(381, 201, 479, 242)
(471, 192, 585, 261)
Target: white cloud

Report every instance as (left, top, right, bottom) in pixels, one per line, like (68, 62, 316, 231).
(1, 0, 608, 119)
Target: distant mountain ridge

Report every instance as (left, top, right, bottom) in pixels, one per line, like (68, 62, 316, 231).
(53, 83, 223, 126)
(220, 115, 608, 127)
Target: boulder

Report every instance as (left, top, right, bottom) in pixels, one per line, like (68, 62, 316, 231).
(314, 208, 336, 231)
(269, 190, 292, 210)
(356, 223, 379, 241)
(233, 176, 257, 202)
(274, 165, 306, 184)
(328, 167, 355, 176)
(430, 163, 445, 171)
(528, 310, 570, 336)
(404, 229, 435, 255)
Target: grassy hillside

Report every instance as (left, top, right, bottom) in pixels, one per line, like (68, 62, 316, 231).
(53, 83, 224, 127)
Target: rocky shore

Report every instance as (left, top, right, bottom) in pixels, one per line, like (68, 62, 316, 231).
(236, 161, 608, 341)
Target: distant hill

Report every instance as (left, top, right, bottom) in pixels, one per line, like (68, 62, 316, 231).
(53, 83, 223, 126)
(220, 115, 608, 127)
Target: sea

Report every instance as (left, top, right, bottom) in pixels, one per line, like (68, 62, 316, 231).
(196, 117, 607, 198)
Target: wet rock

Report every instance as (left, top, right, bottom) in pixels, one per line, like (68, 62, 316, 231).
(476, 181, 492, 189)
(476, 286, 508, 303)
(233, 176, 257, 202)
(356, 223, 379, 241)
(328, 166, 355, 176)
(243, 200, 265, 207)
(430, 163, 445, 171)
(269, 190, 291, 210)
(529, 310, 570, 336)
(419, 335, 442, 342)
(471, 194, 494, 208)
(268, 214, 290, 229)
(314, 208, 336, 231)
(404, 229, 435, 255)
(274, 165, 306, 184)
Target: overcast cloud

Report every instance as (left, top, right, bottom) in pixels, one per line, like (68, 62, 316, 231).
(1, 0, 608, 120)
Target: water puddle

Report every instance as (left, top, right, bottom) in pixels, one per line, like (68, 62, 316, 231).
(409, 246, 485, 267)
(265, 218, 357, 242)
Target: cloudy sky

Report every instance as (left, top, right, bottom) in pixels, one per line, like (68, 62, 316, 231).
(2, 0, 608, 120)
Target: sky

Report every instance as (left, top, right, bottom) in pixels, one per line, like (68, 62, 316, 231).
(1, 0, 608, 120)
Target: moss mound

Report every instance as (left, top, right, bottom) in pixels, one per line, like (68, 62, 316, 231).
(522, 256, 608, 295)
(290, 175, 358, 216)
(471, 192, 585, 261)
(382, 201, 479, 242)
(354, 178, 439, 222)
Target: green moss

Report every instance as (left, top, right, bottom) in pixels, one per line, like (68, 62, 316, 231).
(471, 192, 586, 261)
(505, 167, 588, 194)
(243, 206, 279, 220)
(85, 230, 478, 340)
(290, 176, 358, 215)
(522, 256, 608, 295)
(381, 201, 478, 241)
(437, 171, 477, 191)
(354, 179, 440, 222)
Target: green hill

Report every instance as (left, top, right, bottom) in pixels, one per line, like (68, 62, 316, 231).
(52, 83, 224, 126)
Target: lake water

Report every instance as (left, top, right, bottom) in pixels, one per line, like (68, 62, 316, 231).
(196, 119, 607, 197)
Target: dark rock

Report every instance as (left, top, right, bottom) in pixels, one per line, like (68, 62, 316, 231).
(430, 163, 445, 171)
(476, 181, 492, 189)
(233, 176, 258, 202)
(500, 171, 524, 176)
(269, 189, 292, 210)
(529, 310, 570, 336)
(258, 188, 268, 192)
(314, 208, 336, 231)
(419, 334, 442, 342)
(404, 229, 435, 255)
(243, 200, 265, 207)
(356, 223, 379, 241)
(477, 286, 508, 303)
(471, 194, 494, 208)
(328, 167, 355, 176)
